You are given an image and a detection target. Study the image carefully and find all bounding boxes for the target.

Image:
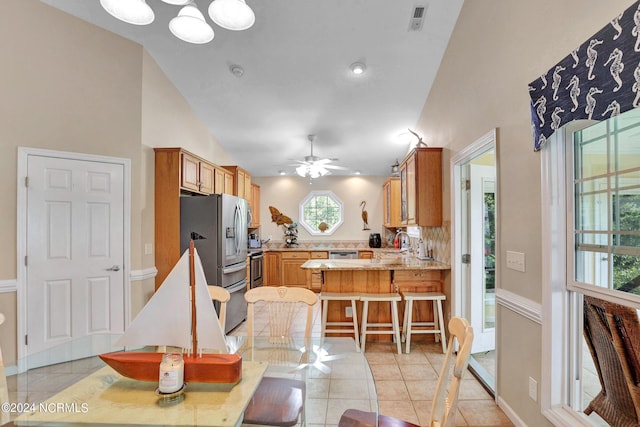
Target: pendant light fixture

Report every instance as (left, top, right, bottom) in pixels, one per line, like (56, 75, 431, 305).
(100, 0, 254, 44)
(208, 0, 255, 31)
(169, 3, 214, 44)
(100, 0, 155, 25)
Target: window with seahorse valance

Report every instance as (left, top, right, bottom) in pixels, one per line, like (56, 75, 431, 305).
(529, 0, 640, 151)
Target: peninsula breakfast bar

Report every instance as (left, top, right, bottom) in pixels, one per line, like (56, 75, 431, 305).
(300, 257, 450, 343)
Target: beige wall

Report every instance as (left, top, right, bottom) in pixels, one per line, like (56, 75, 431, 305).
(414, 0, 633, 425)
(254, 176, 387, 243)
(0, 1, 235, 366)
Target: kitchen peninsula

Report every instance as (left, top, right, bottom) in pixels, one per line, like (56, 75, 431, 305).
(300, 257, 450, 342)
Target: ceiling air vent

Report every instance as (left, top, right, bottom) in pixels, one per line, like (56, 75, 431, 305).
(408, 4, 427, 31)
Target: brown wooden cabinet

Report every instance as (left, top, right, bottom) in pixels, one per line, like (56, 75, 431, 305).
(181, 151, 214, 194)
(281, 252, 311, 288)
(383, 177, 402, 228)
(358, 250, 374, 259)
(214, 166, 233, 195)
(223, 166, 251, 200)
(250, 183, 260, 227)
(155, 147, 223, 289)
(400, 147, 442, 226)
(264, 252, 282, 287)
(309, 251, 328, 292)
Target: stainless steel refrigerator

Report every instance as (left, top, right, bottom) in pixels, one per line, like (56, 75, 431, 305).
(180, 193, 248, 333)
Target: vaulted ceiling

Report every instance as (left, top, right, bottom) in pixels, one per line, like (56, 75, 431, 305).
(42, 0, 463, 176)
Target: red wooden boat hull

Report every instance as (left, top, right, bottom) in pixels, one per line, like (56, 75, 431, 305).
(99, 352, 242, 384)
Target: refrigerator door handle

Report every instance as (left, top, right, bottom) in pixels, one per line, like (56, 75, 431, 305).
(234, 205, 241, 256)
(225, 279, 247, 293)
(223, 261, 248, 274)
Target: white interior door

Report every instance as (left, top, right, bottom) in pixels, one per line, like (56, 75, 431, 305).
(25, 154, 125, 367)
(469, 164, 496, 353)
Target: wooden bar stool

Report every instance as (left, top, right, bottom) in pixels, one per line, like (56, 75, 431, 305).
(319, 292, 361, 351)
(402, 291, 447, 354)
(360, 293, 402, 354)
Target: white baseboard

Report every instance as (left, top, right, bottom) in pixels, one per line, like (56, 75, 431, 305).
(497, 396, 528, 426)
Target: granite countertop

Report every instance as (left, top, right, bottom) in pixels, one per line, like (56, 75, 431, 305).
(263, 247, 404, 252)
(300, 257, 450, 271)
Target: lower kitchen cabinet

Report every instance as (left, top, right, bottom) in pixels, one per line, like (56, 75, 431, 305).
(281, 251, 311, 288)
(264, 252, 282, 287)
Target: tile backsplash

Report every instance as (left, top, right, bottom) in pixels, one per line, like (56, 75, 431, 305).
(263, 221, 451, 266)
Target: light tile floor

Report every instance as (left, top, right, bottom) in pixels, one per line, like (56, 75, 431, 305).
(232, 301, 514, 427)
(6, 301, 515, 427)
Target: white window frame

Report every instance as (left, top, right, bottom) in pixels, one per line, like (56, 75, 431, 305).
(298, 190, 344, 235)
(542, 117, 640, 425)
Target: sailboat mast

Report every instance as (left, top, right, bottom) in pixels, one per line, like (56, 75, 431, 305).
(189, 240, 197, 355)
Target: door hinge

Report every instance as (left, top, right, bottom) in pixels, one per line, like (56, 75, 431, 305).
(464, 179, 470, 190)
(24, 255, 28, 266)
(462, 254, 471, 264)
(25, 335, 28, 345)
(25, 176, 29, 188)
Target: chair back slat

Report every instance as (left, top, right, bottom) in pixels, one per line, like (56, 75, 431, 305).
(429, 317, 473, 427)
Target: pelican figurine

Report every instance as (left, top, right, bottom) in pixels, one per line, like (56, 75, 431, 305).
(360, 201, 370, 230)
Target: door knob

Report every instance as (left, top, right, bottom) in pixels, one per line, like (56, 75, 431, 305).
(106, 265, 121, 272)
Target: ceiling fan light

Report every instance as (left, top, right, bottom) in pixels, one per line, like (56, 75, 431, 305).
(296, 165, 307, 177)
(208, 0, 255, 31)
(169, 4, 215, 44)
(162, 0, 192, 5)
(100, 0, 154, 25)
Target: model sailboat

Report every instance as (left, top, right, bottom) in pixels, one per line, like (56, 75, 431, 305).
(99, 241, 242, 384)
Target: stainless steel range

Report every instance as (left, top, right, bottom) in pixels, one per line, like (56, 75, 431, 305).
(249, 250, 263, 289)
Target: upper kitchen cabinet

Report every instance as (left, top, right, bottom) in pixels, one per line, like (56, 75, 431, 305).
(154, 147, 232, 289)
(400, 147, 442, 227)
(250, 183, 260, 227)
(223, 166, 251, 200)
(383, 177, 402, 228)
(214, 167, 234, 195)
(180, 150, 214, 194)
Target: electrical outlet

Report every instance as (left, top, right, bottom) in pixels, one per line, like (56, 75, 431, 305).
(345, 307, 353, 318)
(506, 251, 526, 272)
(144, 243, 153, 255)
(528, 377, 538, 401)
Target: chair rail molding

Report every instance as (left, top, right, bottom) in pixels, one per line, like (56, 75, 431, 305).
(495, 288, 542, 325)
(0, 279, 17, 293)
(130, 267, 157, 282)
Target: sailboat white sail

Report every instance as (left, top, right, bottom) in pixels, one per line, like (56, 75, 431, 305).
(116, 248, 227, 353)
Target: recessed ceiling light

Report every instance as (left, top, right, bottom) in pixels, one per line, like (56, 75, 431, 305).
(279, 170, 286, 175)
(230, 65, 244, 78)
(350, 62, 366, 75)
(354, 170, 361, 175)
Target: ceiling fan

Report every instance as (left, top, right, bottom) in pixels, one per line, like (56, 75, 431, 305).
(290, 135, 346, 178)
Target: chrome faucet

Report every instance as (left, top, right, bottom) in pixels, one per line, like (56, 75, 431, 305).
(395, 230, 411, 253)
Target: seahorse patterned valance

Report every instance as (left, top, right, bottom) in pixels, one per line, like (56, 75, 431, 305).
(529, 0, 640, 151)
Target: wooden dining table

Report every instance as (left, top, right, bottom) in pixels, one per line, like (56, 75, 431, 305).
(7, 336, 377, 427)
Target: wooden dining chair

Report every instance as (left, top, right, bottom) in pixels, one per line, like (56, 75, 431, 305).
(243, 286, 318, 427)
(582, 295, 640, 426)
(208, 285, 230, 333)
(338, 317, 474, 427)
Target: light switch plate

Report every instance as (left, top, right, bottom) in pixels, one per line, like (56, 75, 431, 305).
(506, 251, 525, 272)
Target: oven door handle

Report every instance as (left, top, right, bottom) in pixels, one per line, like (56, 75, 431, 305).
(225, 280, 247, 293)
(251, 253, 264, 260)
(223, 261, 247, 274)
